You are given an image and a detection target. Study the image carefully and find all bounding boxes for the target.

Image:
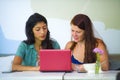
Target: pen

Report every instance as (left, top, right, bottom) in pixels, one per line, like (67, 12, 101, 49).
(2, 70, 22, 73)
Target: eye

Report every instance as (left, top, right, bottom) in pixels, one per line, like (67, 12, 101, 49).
(76, 31, 80, 33)
(71, 30, 74, 32)
(43, 26, 47, 30)
(35, 28, 40, 31)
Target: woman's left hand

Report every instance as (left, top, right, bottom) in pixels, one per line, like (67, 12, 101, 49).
(72, 64, 86, 72)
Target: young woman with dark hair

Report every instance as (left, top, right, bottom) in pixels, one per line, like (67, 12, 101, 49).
(12, 13, 60, 71)
(65, 14, 109, 71)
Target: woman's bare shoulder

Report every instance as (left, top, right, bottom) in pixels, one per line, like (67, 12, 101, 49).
(96, 38, 108, 53)
(96, 38, 106, 47)
(65, 41, 75, 49)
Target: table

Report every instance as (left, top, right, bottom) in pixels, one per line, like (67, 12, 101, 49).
(0, 71, 119, 80)
(0, 71, 65, 80)
(64, 71, 120, 80)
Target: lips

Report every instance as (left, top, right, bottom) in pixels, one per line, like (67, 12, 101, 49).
(74, 37, 78, 40)
(40, 36, 46, 38)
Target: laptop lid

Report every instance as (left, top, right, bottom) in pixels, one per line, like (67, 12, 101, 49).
(39, 49, 72, 72)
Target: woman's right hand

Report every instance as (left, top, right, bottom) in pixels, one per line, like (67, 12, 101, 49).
(35, 66, 40, 71)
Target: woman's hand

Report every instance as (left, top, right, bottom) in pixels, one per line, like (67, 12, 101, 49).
(72, 63, 86, 72)
(35, 66, 40, 71)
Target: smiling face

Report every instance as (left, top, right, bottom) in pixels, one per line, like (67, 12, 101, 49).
(71, 24, 85, 42)
(32, 22, 48, 42)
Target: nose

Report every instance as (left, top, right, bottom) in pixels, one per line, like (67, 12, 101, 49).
(72, 31, 77, 37)
(40, 29, 44, 34)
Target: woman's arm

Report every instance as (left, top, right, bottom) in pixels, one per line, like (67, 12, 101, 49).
(12, 56, 40, 71)
(97, 41, 109, 71)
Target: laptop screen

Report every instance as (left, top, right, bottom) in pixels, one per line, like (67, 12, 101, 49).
(39, 49, 72, 72)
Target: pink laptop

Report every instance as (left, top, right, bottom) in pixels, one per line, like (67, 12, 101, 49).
(39, 49, 72, 72)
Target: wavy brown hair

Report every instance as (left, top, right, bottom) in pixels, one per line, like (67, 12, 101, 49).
(70, 14, 98, 63)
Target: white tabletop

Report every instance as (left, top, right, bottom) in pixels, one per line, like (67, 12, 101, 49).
(0, 71, 65, 80)
(64, 70, 120, 80)
(0, 70, 119, 80)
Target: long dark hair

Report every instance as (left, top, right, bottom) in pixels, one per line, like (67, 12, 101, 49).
(24, 13, 53, 49)
(70, 14, 98, 63)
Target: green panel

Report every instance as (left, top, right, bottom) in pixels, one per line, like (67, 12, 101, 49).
(31, 0, 120, 30)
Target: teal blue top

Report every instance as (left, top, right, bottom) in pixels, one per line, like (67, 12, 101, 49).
(15, 39, 60, 66)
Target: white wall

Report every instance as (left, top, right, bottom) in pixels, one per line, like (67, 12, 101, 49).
(0, 0, 120, 54)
